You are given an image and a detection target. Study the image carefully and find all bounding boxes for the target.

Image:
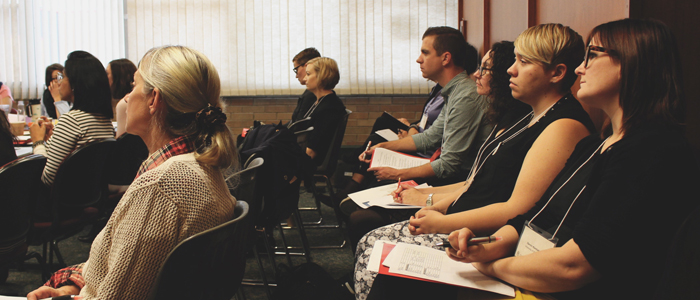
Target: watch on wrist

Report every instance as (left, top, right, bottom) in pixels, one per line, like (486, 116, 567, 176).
(426, 193, 434, 206)
(33, 140, 45, 148)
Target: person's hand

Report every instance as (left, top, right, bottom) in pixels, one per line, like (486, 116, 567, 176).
(39, 116, 54, 139)
(29, 119, 48, 142)
(393, 187, 425, 205)
(391, 184, 416, 203)
(49, 80, 62, 102)
(407, 208, 445, 235)
(397, 129, 408, 139)
(367, 166, 402, 181)
(445, 227, 486, 263)
(358, 143, 382, 164)
(26, 285, 80, 300)
(397, 127, 419, 139)
(397, 118, 410, 126)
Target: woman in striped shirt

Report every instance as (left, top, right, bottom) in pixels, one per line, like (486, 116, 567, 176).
(29, 51, 115, 216)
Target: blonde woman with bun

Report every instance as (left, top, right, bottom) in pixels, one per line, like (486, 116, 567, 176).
(27, 45, 239, 300)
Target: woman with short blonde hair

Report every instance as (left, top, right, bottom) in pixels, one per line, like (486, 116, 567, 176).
(27, 45, 239, 300)
(300, 56, 346, 165)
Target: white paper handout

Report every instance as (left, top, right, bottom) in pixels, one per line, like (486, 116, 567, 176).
(375, 129, 399, 141)
(348, 182, 429, 209)
(369, 147, 430, 170)
(382, 243, 515, 297)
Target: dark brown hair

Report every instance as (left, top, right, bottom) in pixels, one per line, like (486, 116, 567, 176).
(423, 26, 479, 74)
(109, 59, 137, 100)
(44, 63, 63, 87)
(589, 18, 684, 134)
(486, 41, 530, 124)
(293, 47, 321, 66)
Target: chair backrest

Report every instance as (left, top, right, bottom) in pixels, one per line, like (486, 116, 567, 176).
(149, 201, 251, 300)
(654, 205, 700, 299)
(107, 133, 149, 186)
(228, 157, 264, 220)
(294, 126, 314, 151)
(316, 109, 351, 176)
(0, 155, 46, 244)
(50, 138, 116, 210)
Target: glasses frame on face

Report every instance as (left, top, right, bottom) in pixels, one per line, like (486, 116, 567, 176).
(293, 65, 302, 74)
(584, 45, 612, 68)
(477, 64, 492, 77)
(56, 72, 64, 84)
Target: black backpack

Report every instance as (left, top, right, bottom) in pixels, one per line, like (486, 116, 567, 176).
(238, 122, 313, 225)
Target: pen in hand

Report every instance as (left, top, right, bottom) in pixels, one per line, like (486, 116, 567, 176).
(436, 236, 502, 248)
(361, 141, 372, 161)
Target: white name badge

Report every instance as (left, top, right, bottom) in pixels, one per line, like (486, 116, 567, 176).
(515, 221, 558, 257)
(418, 114, 428, 131)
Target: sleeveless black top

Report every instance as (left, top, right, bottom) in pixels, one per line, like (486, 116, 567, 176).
(447, 95, 595, 215)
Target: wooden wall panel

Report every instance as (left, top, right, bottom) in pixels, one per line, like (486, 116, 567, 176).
(537, 0, 629, 41)
(461, 0, 485, 54)
(489, 0, 528, 45)
(630, 0, 700, 158)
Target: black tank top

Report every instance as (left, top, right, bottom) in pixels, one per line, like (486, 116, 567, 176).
(447, 95, 596, 215)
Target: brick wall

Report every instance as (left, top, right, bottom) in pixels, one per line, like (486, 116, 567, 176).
(223, 95, 428, 146)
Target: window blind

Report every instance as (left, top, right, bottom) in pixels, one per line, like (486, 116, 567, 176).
(0, 0, 125, 100)
(125, 0, 458, 96)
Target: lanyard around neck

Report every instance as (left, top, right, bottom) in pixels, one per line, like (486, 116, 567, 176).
(303, 94, 328, 119)
(528, 137, 608, 240)
(450, 110, 534, 207)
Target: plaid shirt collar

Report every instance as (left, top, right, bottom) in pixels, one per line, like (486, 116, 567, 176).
(136, 135, 195, 178)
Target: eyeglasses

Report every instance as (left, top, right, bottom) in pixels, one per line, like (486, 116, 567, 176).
(293, 65, 302, 74)
(477, 65, 492, 77)
(56, 72, 64, 83)
(584, 45, 612, 68)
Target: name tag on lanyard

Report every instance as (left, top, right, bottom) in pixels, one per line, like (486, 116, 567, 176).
(515, 221, 558, 256)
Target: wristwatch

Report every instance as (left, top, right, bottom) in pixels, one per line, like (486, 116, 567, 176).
(426, 193, 434, 206)
(33, 140, 45, 149)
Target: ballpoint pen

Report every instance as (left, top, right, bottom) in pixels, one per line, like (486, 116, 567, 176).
(436, 236, 502, 248)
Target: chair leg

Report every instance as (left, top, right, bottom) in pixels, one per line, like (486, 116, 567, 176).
(242, 227, 277, 299)
(25, 251, 49, 282)
(50, 240, 66, 268)
(296, 175, 348, 249)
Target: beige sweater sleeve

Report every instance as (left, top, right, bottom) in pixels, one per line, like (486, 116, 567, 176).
(79, 154, 235, 300)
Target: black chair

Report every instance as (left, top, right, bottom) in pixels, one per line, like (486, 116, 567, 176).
(107, 133, 148, 186)
(0, 155, 48, 283)
(295, 109, 351, 249)
(228, 157, 264, 220)
(28, 138, 116, 269)
(654, 206, 700, 299)
(229, 158, 276, 298)
(148, 201, 250, 300)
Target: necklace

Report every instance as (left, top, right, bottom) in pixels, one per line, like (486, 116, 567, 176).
(303, 94, 329, 118)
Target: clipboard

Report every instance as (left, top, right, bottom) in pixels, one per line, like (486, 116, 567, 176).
(380, 112, 410, 132)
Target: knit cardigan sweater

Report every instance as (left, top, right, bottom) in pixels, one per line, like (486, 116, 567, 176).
(79, 153, 236, 299)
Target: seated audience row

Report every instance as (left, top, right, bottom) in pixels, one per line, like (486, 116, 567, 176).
(357, 18, 698, 300)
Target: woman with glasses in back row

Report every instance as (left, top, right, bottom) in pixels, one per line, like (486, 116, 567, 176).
(442, 18, 699, 300)
(29, 51, 116, 219)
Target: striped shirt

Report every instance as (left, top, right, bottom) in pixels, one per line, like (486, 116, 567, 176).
(34, 110, 115, 186)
